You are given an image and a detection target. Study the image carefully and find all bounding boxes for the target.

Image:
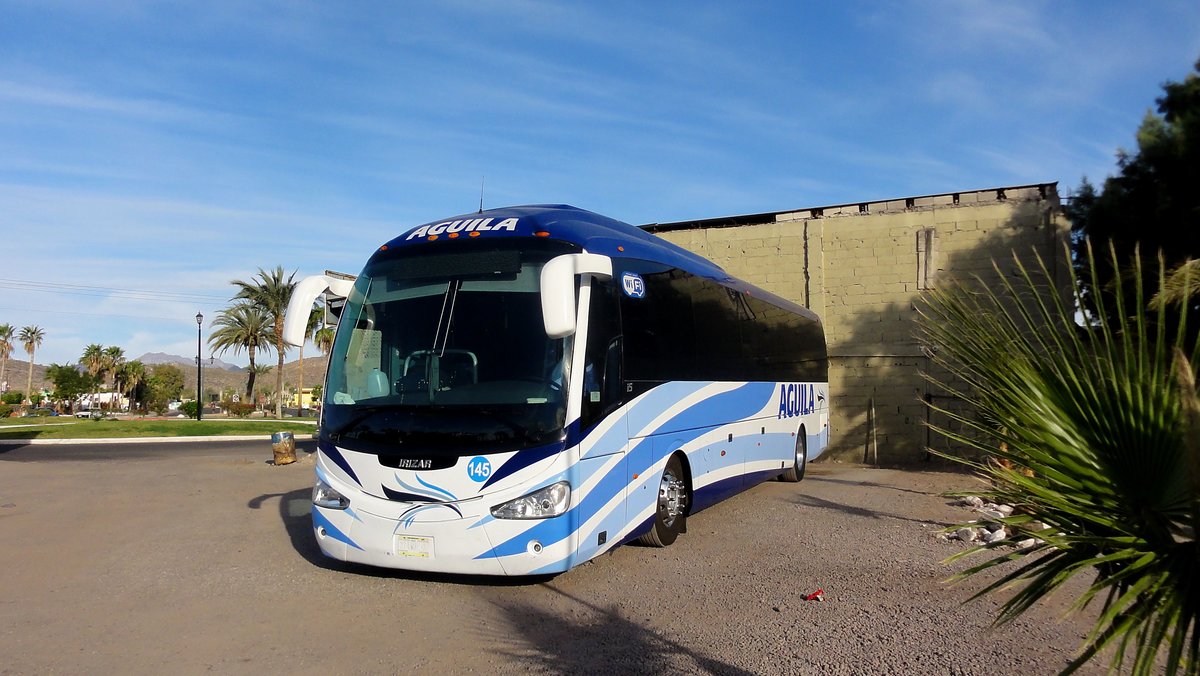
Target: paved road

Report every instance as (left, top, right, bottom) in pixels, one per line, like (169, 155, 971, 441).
(0, 447, 1103, 674)
(0, 437, 319, 462)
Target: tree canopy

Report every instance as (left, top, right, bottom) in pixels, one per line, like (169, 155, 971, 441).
(46, 363, 98, 405)
(1069, 58, 1200, 317)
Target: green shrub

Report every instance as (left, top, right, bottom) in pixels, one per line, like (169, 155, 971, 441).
(179, 401, 199, 418)
(0, 403, 12, 418)
(226, 402, 255, 418)
(1, 392, 22, 405)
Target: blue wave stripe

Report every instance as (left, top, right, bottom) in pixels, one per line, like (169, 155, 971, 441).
(415, 475, 457, 501)
(481, 440, 564, 490)
(319, 440, 362, 487)
(579, 413, 630, 459)
(392, 476, 457, 502)
(400, 503, 461, 527)
(485, 382, 776, 557)
(381, 486, 437, 503)
(313, 509, 363, 550)
(625, 382, 712, 436)
(476, 462, 630, 560)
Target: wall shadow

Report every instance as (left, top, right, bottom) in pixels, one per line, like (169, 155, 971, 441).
(791, 491, 955, 528)
(827, 196, 1070, 464)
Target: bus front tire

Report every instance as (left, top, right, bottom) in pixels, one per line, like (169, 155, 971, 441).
(780, 430, 808, 483)
(638, 454, 688, 547)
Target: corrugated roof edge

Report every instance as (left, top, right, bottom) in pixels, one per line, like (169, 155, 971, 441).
(641, 182, 1060, 233)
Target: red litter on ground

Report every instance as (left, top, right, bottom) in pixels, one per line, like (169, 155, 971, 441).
(805, 589, 825, 602)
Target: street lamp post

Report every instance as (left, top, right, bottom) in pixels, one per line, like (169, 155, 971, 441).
(195, 312, 203, 422)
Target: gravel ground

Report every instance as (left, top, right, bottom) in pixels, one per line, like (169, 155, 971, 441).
(0, 447, 1105, 675)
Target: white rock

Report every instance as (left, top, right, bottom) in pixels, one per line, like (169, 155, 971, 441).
(995, 504, 1014, 516)
(962, 496, 985, 508)
(979, 509, 1005, 521)
(1015, 538, 1036, 549)
(984, 528, 1007, 544)
(955, 527, 979, 542)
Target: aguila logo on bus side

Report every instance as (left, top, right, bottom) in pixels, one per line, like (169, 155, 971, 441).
(777, 383, 819, 419)
(404, 217, 520, 240)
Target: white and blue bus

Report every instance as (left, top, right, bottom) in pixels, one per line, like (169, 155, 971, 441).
(283, 205, 828, 576)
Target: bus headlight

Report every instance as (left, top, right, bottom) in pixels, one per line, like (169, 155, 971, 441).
(491, 481, 570, 520)
(313, 478, 349, 510)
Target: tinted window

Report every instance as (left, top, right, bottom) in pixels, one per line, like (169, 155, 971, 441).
(617, 259, 827, 384)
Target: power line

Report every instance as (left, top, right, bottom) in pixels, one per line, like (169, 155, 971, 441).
(0, 278, 231, 304)
(0, 305, 220, 322)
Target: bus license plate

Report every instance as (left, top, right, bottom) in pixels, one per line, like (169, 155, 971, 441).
(395, 535, 434, 558)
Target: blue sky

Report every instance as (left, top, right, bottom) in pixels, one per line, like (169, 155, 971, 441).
(1, 1, 1198, 372)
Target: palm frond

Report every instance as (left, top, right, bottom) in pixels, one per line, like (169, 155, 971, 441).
(918, 241, 1200, 674)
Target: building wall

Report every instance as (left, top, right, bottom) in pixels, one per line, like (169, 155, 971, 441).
(646, 184, 1070, 463)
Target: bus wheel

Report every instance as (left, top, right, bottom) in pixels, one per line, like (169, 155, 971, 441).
(638, 454, 688, 547)
(780, 430, 808, 482)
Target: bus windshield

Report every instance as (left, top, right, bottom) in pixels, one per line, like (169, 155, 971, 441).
(322, 241, 578, 456)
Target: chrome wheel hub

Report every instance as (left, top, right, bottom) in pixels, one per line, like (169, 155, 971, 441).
(657, 469, 688, 527)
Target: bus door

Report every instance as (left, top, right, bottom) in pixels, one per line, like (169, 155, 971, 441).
(571, 277, 629, 562)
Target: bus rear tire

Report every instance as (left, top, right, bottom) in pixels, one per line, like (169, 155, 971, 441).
(780, 430, 808, 482)
(638, 454, 688, 547)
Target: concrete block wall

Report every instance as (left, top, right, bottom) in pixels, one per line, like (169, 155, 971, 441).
(647, 184, 1070, 464)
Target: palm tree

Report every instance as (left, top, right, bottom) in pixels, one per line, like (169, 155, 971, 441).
(208, 303, 273, 400)
(231, 266, 296, 418)
(0, 323, 14, 395)
(314, 326, 335, 356)
(18, 325, 45, 406)
(80, 343, 104, 412)
(102, 346, 124, 389)
(918, 243, 1199, 674)
(119, 360, 146, 413)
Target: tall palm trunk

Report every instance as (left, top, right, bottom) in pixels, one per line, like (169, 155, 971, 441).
(296, 343, 305, 416)
(274, 324, 285, 418)
(25, 351, 34, 405)
(246, 346, 257, 399)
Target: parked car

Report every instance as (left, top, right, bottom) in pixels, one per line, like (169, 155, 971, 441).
(74, 409, 104, 419)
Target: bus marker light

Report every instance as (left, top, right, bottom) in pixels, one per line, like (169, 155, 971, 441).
(534, 231, 551, 238)
(469, 232, 481, 237)
(428, 235, 439, 241)
(449, 232, 460, 239)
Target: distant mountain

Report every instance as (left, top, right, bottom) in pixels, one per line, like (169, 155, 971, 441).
(136, 352, 245, 372)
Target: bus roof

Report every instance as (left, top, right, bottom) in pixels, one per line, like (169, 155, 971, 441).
(382, 204, 727, 278)
(380, 204, 816, 320)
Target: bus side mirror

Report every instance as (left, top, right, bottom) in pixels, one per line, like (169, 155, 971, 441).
(283, 274, 355, 347)
(540, 254, 612, 338)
